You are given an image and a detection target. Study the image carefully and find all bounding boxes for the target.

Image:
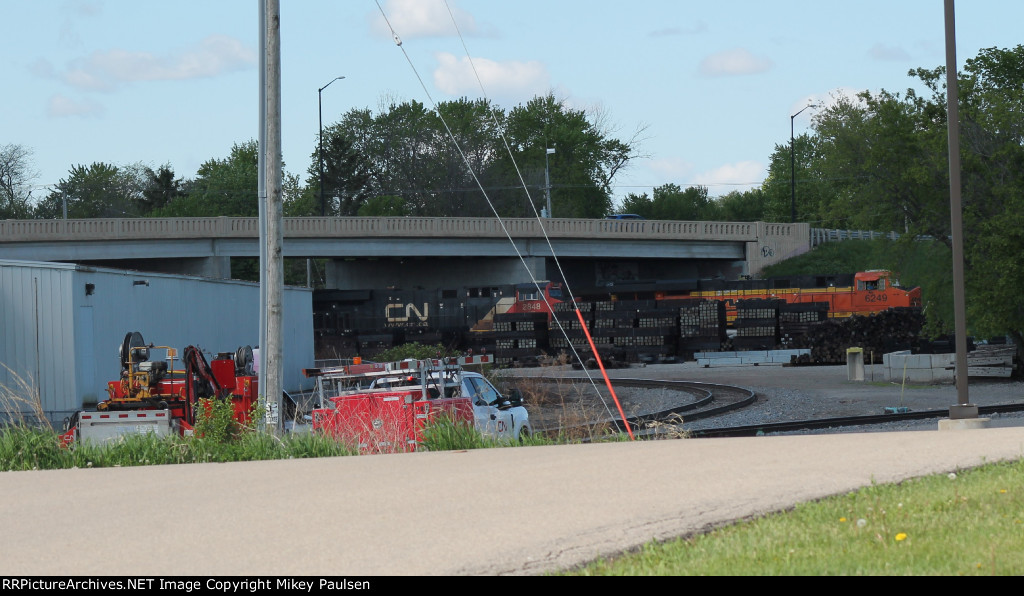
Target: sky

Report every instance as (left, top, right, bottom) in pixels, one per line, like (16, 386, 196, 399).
(4, 0, 1024, 210)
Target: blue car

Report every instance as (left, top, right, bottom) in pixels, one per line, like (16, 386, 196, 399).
(605, 214, 645, 220)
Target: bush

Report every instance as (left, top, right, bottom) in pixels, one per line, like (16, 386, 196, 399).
(372, 342, 460, 362)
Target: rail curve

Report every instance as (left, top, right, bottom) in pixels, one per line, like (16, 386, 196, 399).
(511, 376, 1024, 440)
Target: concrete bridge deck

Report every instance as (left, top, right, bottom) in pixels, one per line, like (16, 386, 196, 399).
(0, 217, 810, 288)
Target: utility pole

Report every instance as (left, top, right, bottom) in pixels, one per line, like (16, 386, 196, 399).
(544, 147, 555, 217)
(263, 0, 284, 432)
(790, 104, 817, 223)
(257, 0, 267, 431)
(944, 0, 975, 420)
(318, 76, 345, 217)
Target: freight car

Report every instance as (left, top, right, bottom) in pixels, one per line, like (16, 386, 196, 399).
(312, 281, 562, 358)
(312, 271, 921, 363)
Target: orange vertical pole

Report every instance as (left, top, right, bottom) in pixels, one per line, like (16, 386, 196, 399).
(575, 308, 635, 440)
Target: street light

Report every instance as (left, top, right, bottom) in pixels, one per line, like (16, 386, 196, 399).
(544, 147, 556, 218)
(790, 103, 818, 223)
(318, 75, 345, 217)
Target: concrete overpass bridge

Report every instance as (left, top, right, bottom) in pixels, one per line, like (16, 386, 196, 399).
(0, 217, 810, 290)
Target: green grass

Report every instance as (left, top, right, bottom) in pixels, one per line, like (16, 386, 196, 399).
(418, 415, 558, 451)
(0, 402, 560, 471)
(564, 459, 1024, 576)
(0, 425, 357, 471)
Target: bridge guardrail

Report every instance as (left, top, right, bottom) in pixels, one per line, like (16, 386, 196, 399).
(810, 228, 903, 246)
(1, 217, 778, 243)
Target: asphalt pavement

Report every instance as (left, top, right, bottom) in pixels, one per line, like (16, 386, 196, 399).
(2, 364, 1023, 577)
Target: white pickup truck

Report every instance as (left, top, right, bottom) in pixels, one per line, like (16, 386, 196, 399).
(306, 356, 532, 448)
(369, 368, 532, 442)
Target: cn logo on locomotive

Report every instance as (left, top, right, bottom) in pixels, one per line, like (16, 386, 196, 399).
(386, 303, 430, 324)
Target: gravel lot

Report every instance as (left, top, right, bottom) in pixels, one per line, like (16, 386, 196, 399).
(506, 361, 1024, 435)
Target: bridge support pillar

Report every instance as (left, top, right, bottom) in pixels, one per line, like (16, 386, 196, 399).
(324, 257, 547, 290)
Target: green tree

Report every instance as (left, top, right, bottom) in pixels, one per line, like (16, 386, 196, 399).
(434, 97, 507, 217)
(302, 125, 376, 216)
(155, 141, 259, 217)
(34, 162, 146, 219)
(617, 192, 654, 218)
(361, 99, 445, 216)
(760, 129, 840, 225)
(812, 91, 949, 237)
(332, 93, 642, 219)
(766, 45, 1024, 352)
(0, 143, 38, 219)
(357, 195, 411, 216)
(139, 165, 184, 214)
(655, 184, 711, 220)
(500, 94, 640, 219)
(715, 188, 767, 222)
(945, 46, 1024, 349)
(282, 172, 311, 217)
(616, 184, 712, 220)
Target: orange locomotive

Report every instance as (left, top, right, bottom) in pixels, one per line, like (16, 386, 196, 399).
(513, 271, 921, 324)
(684, 270, 922, 322)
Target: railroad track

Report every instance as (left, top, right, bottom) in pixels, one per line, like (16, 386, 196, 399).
(686, 403, 1024, 438)
(518, 376, 756, 436)
(515, 376, 1024, 439)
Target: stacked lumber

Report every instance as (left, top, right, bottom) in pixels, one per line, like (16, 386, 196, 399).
(779, 302, 829, 347)
(732, 299, 781, 350)
(549, 300, 611, 361)
(675, 300, 727, 355)
(491, 312, 549, 367)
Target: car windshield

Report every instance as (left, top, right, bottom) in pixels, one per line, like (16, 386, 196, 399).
(466, 376, 501, 406)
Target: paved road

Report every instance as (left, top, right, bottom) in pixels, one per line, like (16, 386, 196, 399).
(3, 365, 1023, 577)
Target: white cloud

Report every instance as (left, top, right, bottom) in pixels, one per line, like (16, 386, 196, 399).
(699, 48, 773, 77)
(46, 94, 104, 118)
(692, 161, 766, 191)
(647, 156, 695, 179)
(868, 43, 911, 61)
(60, 35, 256, 91)
(433, 52, 549, 101)
(372, 0, 480, 39)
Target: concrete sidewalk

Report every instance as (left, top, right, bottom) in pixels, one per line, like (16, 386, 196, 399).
(2, 424, 1024, 576)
